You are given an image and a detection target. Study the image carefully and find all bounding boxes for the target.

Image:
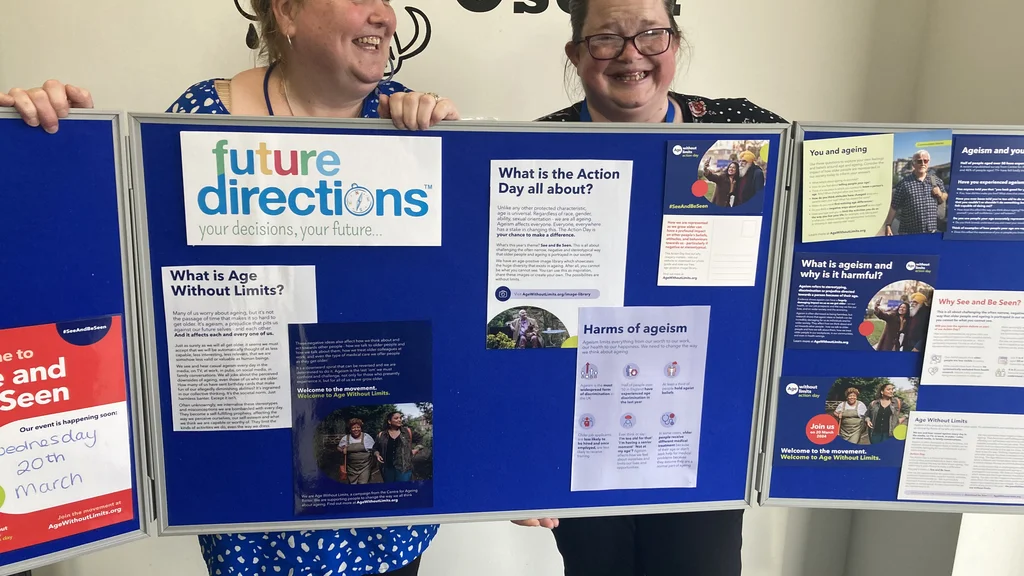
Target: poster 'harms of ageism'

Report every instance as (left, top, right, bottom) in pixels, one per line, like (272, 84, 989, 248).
(485, 159, 633, 350)
(179, 131, 442, 246)
(0, 316, 134, 553)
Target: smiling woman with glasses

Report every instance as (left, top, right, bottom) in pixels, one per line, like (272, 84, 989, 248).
(538, 0, 785, 126)
(528, 1, 784, 575)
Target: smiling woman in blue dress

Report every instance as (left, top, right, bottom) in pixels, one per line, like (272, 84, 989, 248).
(3, 1, 457, 574)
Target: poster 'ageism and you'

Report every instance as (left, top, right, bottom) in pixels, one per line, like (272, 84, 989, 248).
(0, 316, 134, 554)
(485, 159, 633, 350)
(289, 321, 433, 515)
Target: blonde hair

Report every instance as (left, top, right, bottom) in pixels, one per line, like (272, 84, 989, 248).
(250, 0, 305, 65)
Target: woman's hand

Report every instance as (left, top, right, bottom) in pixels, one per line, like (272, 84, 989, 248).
(0, 80, 93, 133)
(512, 518, 559, 529)
(379, 92, 459, 131)
(376, 453, 384, 464)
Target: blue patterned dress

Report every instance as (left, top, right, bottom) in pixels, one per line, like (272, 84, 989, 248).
(166, 65, 437, 576)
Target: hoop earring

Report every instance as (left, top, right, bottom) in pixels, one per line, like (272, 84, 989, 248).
(287, 35, 293, 48)
(383, 57, 395, 84)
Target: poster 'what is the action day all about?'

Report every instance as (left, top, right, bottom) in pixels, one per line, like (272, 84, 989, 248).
(0, 316, 135, 553)
(289, 320, 434, 515)
(802, 129, 953, 242)
(659, 139, 771, 287)
(485, 159, 633, 351)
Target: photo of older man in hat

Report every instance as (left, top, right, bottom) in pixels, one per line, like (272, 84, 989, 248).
(735, 150, 766, 207)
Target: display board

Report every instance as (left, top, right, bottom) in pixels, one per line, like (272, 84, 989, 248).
(129, 114, 791, 534)
(0, 112, 149, 575)
(761, 122, 1024, 512)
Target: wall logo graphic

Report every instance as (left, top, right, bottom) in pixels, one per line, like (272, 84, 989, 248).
(235, 1, 431, 77)
(455, 0, 681, 15)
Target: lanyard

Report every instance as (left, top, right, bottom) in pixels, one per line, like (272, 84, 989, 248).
(579, 98, 675, 123)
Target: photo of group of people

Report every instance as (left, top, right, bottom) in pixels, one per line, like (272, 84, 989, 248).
(825, 377, 917, 445)
(486, 306, 570, 349)
(313, 403, 433, 485)
(862, 280, 934, 352)
(885, 131, 952, 235)
(695, 140, 770, 208)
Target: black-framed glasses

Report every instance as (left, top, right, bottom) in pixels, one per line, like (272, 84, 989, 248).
(575, 28, 673, 60)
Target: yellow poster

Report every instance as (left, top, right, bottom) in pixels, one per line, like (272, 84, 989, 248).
(801, 133, 894, 243)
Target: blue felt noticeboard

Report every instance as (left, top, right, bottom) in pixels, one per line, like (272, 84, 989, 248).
(130, 114, 791, 533)
(0, 113, 148, 572)
(761, 122, 1024, 511)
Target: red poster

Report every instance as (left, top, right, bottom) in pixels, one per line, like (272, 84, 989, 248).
(0, 315, 135, 553)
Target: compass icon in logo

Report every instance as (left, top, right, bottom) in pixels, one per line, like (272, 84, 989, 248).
(345, 184, 375, 216)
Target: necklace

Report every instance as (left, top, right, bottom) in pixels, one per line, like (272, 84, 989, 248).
(279, 67, 298, 116)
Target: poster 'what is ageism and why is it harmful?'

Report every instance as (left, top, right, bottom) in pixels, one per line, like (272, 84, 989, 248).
(289, 321, 433, 514)
(0, 316, 134, 553)
(802, 130, 952, 242)
(486, 159, 632, 350)
(179, 131, 442, 246)
(786, 253, 939, 352)
(162, 265, 317, 431)
(571, 306, 710, 491)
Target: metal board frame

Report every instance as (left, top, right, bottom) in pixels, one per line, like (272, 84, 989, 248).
(758, 120, 1024, 514)
(127, 112, 792, 535)
(0, 110, 152, 575)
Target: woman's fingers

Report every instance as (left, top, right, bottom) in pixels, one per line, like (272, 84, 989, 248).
(66, 84, 94, 109)
(381, 92, 459, 130)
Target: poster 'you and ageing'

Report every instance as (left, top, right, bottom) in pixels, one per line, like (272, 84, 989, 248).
(0, 316, 134, 553)
(179, 131, 443, 246)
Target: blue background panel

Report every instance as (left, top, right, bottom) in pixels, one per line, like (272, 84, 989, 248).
(0, 117, 143, 566)
(769, 128, 1024, 506)
(138, 120, 785, 527)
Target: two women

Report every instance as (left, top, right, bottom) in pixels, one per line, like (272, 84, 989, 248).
(4, 0, 783, 574)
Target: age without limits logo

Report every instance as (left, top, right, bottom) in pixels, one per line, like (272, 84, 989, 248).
(179, 131, 442, 246)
